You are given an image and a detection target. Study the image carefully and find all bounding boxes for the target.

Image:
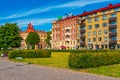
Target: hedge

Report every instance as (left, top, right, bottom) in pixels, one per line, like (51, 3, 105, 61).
(8, 50, 51, 59)
(68, 50, 120, 69)
(50, 50, 71, 52)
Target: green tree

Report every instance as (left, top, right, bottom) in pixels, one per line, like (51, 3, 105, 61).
(45, 31, 51, 48)
(25, 32, 40, 49)
(0, 23, 22, 50)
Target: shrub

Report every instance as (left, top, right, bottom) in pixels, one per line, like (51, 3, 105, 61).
(8, 50, 51, 59)
(51, 50, 71, 52)
(68, 50, 120, 69)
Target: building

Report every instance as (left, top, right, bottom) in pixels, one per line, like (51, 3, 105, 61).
(78, 4, 120, 49)
(51, 15, 79, 49)
(20, 23, 47, 49)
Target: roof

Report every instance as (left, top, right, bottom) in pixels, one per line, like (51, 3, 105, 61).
(79, 4, 120, 17)
(26, 22, 35, 32)
(53, 15, 79, 23)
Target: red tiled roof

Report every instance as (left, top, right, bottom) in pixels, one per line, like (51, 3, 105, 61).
(79, 4, 120, 17)
(53, 4, 120, 23)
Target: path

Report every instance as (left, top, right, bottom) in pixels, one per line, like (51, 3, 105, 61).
(0, 59, 119, 80)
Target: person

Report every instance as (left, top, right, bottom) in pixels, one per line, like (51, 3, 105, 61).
(3, 52, 7, 58)
(1, 53, 3, 57)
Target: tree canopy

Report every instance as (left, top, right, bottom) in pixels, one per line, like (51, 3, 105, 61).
(25, 32, 40, 49)
(0, 23, 22, 50)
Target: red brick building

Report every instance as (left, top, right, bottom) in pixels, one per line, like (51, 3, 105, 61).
(51, 15, 79, 49)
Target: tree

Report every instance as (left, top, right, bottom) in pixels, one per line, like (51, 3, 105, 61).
(45, 31, 51, 48)
(25, 32, 40, 49)
(0, 23, 22, 50)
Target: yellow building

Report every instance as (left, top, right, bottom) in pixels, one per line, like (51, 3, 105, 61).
(78, 4, 120, 49)
(20, 23, 47, 49)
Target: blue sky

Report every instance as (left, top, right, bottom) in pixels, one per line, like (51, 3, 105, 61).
(0, 0, 120, 32)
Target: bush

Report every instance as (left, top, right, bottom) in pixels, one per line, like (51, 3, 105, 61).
(8, 50, 51, 59)
(68, 50, 120, 69)
(51, 50, 71, 52)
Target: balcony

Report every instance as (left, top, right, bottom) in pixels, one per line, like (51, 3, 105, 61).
(80, 41, 85, 45)
(80, 29, 85, 33)
(109, 17, 116, 22)
(109, 24, 117, 29)
(80, 36, 85, 39)
(65, 38, 70, 41)
(80, 23, 86, 26)
(65, 32, 71, 35)
(109, 40, 117, 44)
(65, 27, 71, 29)
(109, 32, 117, 36)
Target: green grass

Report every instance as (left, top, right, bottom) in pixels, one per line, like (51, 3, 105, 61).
(79, 64, 120, 78)
(12, 52, 70, 68)
(11, 52, 120, 78)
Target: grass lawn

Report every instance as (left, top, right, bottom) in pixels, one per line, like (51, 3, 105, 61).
(12, 52, 70, 68)
(79, 64, 120, 78)
(11, 52, 120, 78)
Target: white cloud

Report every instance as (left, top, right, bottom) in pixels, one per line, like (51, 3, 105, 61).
(10, 18, 56, 28)
(55, 0, 108, 8)
(4, 0, 111, 19)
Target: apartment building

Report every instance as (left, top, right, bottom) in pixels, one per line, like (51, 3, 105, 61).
(20, 23, 47, 49)
(51, 15, 79, 49)
(78, 4, 120, 49)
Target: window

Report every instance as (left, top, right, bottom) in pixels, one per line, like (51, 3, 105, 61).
(66, 29, 70, 33)
(114, 8, 120, 12)
(102, 22, 107, 27)
(93, 38, 96, 42)
(104, 30, 108, 34)
(88, 32, 91, 36)
(88, 25, 92, 29)
(102, 11, 106, 14)
(104, 37, 108, 41)
(95, 24, 99, 28)
(102, 15, 107, 20)
(94, 13, 98, 16)
(98, 30, 102, 34)
(111, 36, 116, 40)
(98, 37, 102, 41)
(66, 35, 70, 38)
(93, 31, 96, 35)
(110, 29, 116, 33)
(78, 27, 80, 30)
(88, 18, 92, 23)
(78, 33, 80, 36)
(95, 17, 99, 22)
(86, 15, 90, 18)
(81, 26, 85, 30)
(110, 13, 116, 18)
(110, 21, 117, 25)
(88, 38, 91, 42)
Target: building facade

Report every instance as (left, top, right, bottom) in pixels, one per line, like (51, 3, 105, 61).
(51, 15, 79, 49)
(78, 4, 120, 49)
(20, 23, 47, 49)
(51, 3, 120, 50)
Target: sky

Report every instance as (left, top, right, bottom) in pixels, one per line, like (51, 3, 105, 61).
(0, 0, 120, 32)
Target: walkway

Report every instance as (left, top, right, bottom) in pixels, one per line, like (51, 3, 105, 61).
(0, 59, 119, 80)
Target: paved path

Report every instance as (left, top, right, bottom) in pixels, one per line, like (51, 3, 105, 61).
(0, 59, 120, 80)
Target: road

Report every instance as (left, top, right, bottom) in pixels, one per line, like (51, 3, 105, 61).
(0, 59, 119, 80)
